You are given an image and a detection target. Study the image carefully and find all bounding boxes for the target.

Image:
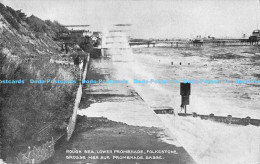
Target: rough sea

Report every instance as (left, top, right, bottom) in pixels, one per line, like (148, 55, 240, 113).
(109, 45, 260, 164)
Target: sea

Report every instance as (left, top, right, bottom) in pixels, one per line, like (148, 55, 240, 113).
(83, 30, 260, 164)
(109, 44, 260, 164)
(118, 45, 260, 118)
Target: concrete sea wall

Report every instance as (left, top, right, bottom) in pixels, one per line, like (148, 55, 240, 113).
(67, 54, 90, 141)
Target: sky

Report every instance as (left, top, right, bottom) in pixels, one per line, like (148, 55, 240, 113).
(2, 0, 260, 39)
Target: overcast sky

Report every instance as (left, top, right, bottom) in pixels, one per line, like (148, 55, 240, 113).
(2, 0, 260, 39)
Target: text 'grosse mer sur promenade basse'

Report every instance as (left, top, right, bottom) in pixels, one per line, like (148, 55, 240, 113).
(1, 79, 260, 84)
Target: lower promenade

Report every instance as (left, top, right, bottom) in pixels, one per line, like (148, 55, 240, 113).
(46, 57, 196, 164)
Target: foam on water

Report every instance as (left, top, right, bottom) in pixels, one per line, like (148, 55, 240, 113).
(78, 102, 164, 128)
(110, 46, 260, 164)
(129, 47, 260, 117)
(88, 31, 260, 163)
(158, 115, 260, 164)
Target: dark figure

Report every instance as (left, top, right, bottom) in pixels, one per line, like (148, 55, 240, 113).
(61, 43, 64, 51)
(171, 62, 173, 65)
(65, 43, 68, 54)
(180, 62, 182, 65)
(188, 63, 190, 65)
(74, 55, 81, 66)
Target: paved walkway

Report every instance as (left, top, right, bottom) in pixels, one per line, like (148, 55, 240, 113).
(48, 57, 196, 164)
(78, 57, 195, 163)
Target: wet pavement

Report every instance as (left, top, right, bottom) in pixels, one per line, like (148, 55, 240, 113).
(42, 56, 197, 164)
(72, 57, 196, 164)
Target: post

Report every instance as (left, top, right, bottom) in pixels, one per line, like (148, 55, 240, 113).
(180, 83, 191, 113)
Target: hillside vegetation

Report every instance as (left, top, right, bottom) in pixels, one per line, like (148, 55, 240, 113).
(0, 3, 82, 160)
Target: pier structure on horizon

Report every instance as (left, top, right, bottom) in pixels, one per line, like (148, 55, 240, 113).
(129, 29, 260, 48)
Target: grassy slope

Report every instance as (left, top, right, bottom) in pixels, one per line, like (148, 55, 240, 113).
(0, 3, 80, 158)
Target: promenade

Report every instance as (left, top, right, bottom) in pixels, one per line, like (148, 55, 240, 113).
(49, 57, 196, 164)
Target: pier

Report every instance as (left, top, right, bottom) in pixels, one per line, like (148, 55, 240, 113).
(129, 38, 256, 48)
